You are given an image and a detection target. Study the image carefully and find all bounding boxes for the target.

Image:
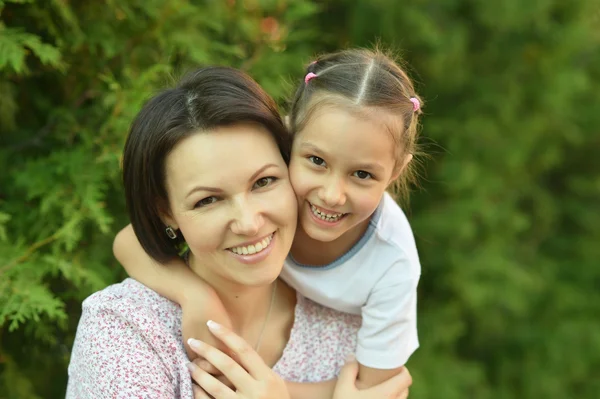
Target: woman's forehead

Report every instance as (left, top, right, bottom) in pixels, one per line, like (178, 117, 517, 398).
(164, 125, 286, 195)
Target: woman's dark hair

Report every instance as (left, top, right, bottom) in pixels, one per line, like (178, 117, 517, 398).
(122, 66, 290, 262)
(289, 48, 424, 203)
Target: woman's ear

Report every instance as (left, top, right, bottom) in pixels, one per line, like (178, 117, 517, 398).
(390, 153, 413, 183)
(159, 204, 178, 231)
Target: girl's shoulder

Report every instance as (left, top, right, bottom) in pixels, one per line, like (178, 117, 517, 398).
(372, 193, 418, 252)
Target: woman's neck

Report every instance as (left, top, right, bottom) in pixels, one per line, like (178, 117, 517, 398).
(290, 218, 370, 266)
(187, 255, 276, 334)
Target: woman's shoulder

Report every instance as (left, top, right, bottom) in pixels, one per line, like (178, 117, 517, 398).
(83, 278, 180, 318)
(67, 278, 192, 398)
(274, 293, 361, 383)
(79, 278, 184, 351)
(295, 293, 361, 329)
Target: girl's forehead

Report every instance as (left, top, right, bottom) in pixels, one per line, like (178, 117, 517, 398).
(294, 108, 398, 165)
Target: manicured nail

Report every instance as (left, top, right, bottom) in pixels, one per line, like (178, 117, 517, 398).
(186, 362, 198, 372)
(187, 338, 204, 350)
(207, 320, 221, 331)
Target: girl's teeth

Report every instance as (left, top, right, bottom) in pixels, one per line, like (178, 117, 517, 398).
(230, 234, 273, 255)
(310, 204, 344, 221)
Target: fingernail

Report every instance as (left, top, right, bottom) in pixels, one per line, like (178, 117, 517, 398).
(207, 320, 221, 331)
(345, 353, 356, 363)
(186, 362, 198, 372)
(187, 338, 204, 350)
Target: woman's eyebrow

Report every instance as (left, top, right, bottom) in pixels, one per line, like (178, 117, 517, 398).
(248, 163, 279, 182)
(185, 185, 222, 199)
(184, 163, 279, 199)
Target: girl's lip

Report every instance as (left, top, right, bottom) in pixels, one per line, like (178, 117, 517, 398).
(306, 202, 348, 227)
(226, 232, 276, 264)
(308, 202, 346, 216)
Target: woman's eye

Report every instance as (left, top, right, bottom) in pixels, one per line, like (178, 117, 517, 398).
(354, 170, 372, 180)
(253, 176, 277, 189)
(308, 156, 326, 166)
(195, 196, 218, 208)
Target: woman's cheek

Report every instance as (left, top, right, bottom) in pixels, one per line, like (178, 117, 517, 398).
(179, 214, 222, 252)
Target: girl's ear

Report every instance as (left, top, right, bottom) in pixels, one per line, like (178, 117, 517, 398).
(390, 153, 413, 183)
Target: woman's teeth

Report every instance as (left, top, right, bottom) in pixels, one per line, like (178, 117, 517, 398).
(311, 204, 344, 222)
(230, 234, 273, 255)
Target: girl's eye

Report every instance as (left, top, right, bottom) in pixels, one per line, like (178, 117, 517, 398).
(253, 176, 277, 189)
(195, 196, 218, 208)
(308, 156, 326, 166)
(354, 170, 372, 180)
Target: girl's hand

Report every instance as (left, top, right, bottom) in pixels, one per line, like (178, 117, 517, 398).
(186, 320, 290, 399)
(333, 356, 412, 399)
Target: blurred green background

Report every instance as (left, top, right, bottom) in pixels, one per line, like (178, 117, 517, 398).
(1, 0, 599, 397)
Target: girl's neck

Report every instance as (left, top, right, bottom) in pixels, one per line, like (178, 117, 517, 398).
(290, 218, 370, 266)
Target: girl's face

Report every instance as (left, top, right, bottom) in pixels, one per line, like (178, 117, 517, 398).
(163, 124, 297, 290)
(289, 107, 401, 245)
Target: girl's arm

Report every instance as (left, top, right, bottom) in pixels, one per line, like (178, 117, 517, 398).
(355, 263, 420, 388)
(113, 224, 200, 305)
(188, 322, 412, 399)
(285, 381, 336, 399)
(113, 224, 232, 359)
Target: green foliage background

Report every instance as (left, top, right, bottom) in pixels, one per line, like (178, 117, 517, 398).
(1, 0, 598, 397)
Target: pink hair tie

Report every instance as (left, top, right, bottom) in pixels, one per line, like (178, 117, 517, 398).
(305, 72, 317, 84)
(410, 97, 420, 112)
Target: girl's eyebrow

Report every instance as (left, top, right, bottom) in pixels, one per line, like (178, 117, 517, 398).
(299, 142, 384, 172)
(298, 142, 329, 156)
(353, 162, 385, 173)
(184, 163, 279, 199)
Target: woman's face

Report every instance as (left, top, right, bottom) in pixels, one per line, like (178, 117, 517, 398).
(163, 123, 297, 289)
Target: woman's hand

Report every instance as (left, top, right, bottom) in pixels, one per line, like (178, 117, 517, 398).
(333, 356, 412, 399)
(181, 281, 232, 363)
(186, 320, 290, 399)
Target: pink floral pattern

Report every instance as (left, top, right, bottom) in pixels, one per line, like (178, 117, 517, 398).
(67, 278, 361, 398)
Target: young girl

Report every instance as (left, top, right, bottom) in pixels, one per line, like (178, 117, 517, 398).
(114, 48, 423, 394)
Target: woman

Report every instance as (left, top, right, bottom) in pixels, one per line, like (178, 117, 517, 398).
(66, 66, 412, 398)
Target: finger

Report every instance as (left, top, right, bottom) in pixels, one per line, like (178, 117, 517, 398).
(207, 320, 269, 379)
(187, 362, 235, 399)
(336, 354, 359, 389)
(365, 367, 413, 397)
(188, 338, 255, 390)
(192, 383, 211, 399)
(194, 358, 222, 376)
(397, 387, 409, 399)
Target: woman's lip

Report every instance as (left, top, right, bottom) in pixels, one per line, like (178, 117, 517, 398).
(226, 232, 276, 264)
(226, 232, 275, 249)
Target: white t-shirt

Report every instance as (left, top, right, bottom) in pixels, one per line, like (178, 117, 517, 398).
(280, 192, 421, 369)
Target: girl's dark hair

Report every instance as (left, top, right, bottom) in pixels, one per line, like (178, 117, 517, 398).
(122, 66, 290, 262)
(289, 48, 423, 203)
